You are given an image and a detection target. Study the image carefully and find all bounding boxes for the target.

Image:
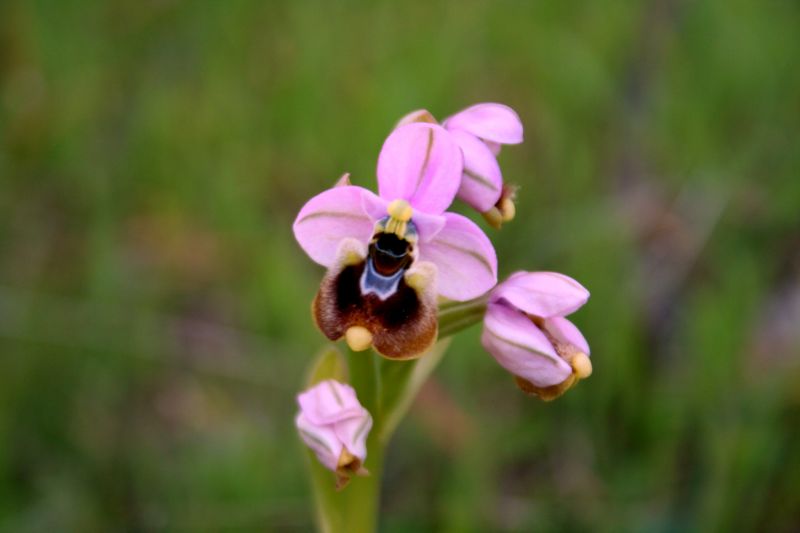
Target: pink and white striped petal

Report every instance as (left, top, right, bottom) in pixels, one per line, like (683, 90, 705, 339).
(490, 271, 589, 318)
(293, 185, 379, 268)
(545, 316, 591, 355)
(449, 129, 504, 212)
(444, 103, 523, 145)
(333, 408, 372, 463)
(295, 411, 343, 472)
(419, 212, 497, 301)
(297, 380, 365, 426)
(482, 303, 572, 388)
(377, 123, 463, 215)
(484, 141, 502, 156)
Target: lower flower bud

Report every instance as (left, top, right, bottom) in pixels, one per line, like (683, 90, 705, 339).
(295, 380, 373, 489)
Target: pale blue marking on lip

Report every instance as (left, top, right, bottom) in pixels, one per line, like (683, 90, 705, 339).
(359, 257, 405, 301)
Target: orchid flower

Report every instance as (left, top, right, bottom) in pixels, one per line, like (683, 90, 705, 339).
(397, 103, 523, 227)
(293, 123, 498, 359)
(481, 271, 592, 401)
(296, 379, 373, 489)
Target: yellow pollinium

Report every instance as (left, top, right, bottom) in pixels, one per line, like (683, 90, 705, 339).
(499, 197, 516, 222)
(570, 352, 593, 379)
(385, 199, 413, 238)
(345, 326, 373, 352)
(387, 199, 413, 221)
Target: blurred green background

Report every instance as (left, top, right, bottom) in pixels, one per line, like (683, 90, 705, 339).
(2, 0, 799, 531)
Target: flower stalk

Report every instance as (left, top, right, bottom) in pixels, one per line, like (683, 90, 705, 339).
(294, 102, 593, 533)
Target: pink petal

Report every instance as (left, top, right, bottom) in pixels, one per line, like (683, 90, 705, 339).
(444, 103, 523, 145)
(409, 210, 447, 243)
(376, 123, 463, 215)
(491, 271, 589, 318)
(360, 189, 389, 220)
(545, 316, 590, 355)
(293, 186, 379, 267)
(295, 412, 342, 472)
(482, 303, 572, 388)
(297, 380, 365, 426)
(485, 141, 502, 156)
(449, 129, 504, 212)
(333, 408, 372, 462)
(419, 212, 497, 301)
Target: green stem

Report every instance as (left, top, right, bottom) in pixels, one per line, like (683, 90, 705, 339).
(305, 296, 487, 532)
(378, 339, 450, 443)
(437, 296, 488, 337)
(307, 445, 382, 533)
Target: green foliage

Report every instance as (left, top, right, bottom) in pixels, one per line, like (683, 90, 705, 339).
(1, 0, 799, 530)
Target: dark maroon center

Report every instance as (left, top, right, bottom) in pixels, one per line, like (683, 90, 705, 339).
(369, 233, 412, 276)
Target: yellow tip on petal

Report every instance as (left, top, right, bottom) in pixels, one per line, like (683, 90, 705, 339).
(387, 199, 413, 222)
(571, 352, 592, 379)
(396, 109, 438, 127)
(334, 173, 351, 187)
(342, 250, 363, 266)
(405, 272, 428, 292)
(499, 198, 516, 222)
(345, 326, 373, 352)
(337, 448, 356, 469)
(335, 238, 367, 267)
(481, 207, 503, 229)
(404, 262, 437, 293)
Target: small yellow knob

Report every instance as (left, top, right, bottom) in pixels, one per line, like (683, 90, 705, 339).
(345, 326, 373, 352)
(499, 197, 516, 222)
(570, 352, 593, 379)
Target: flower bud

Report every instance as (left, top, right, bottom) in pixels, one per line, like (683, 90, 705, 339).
(481, 272, 591, 401)
(295, 380, 373, 489)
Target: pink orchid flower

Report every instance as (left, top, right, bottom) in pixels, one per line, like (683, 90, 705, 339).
(293, 123, 498, 359)
(481, 271, 592, 401)
(296, 379, 373, 489)
(397, 103, 523, 226)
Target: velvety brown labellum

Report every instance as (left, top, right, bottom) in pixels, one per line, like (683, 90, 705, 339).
(313, 260, 437, 360)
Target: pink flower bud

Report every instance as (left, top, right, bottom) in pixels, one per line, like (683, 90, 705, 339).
(481, 272, 591, 400)
(442, 103, 523, 216)
(295, 380, 373, 487)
